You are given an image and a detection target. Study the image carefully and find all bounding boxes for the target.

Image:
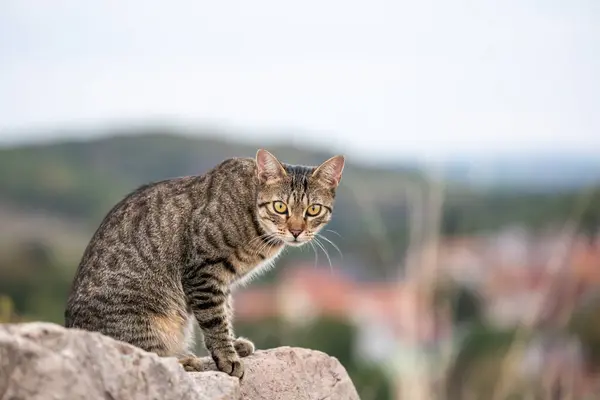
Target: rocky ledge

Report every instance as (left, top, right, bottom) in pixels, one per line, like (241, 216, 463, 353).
(0, 322, 359, 400)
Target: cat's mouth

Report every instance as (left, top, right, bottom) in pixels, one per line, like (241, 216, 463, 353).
(283, 236, 309, 247)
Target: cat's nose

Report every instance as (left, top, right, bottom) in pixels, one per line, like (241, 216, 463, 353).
(289, 228, 303, 238)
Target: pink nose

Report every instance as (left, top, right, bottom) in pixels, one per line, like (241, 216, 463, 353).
(289, 228, 303, 238)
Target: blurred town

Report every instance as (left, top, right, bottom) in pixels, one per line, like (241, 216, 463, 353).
(1, 132, 599, 399)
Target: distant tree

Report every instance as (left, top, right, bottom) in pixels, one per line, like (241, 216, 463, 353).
(446, 325, 520, 399)
(441, 206, 462, 236)
(0, 295, 18, 323)
(569, 290, 600, 371)
(433, 279, 483, 326)
(0, 240, 71, 323)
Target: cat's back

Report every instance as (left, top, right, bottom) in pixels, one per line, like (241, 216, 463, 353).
(82, 176, 198, 256)
(72, 156, 258, 277)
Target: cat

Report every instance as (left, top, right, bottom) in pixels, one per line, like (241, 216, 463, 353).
(64, 149, 345, 378)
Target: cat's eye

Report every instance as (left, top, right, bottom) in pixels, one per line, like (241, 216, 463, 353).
(273, 201, 288, 214)
(306, 204, 322, 217)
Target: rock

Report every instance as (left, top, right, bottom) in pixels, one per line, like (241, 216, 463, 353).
(0, 322, 359, 400)
(197, 346, 360, 400)
(191, 371, 240, 399)
(0, 322, 237, 400)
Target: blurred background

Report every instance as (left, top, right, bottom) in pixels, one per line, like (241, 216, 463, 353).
(1, 1, 599, 399)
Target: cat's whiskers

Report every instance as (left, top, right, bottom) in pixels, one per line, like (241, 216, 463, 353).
(309, 240, 319, 269)
(245, 234, 273, 261)
(315, 233, 343, 260)
(312, 237, 333, 275)
(249, 232, 286, 258)
(253, 231, 286, 259)
(325, 229, 342, 238)
(246, 231, 276, 247)
(252, 234, 277, 258)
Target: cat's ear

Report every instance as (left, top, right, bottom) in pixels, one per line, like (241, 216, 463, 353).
(256, 149, 287, 183)
(312, 155, 345, 188)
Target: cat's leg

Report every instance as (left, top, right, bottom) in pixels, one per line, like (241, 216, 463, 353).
(178, 355, 204, 372)
(234, 337, 255, 358)
(184, 268, 244, 378)
(226, 294, 255, 357)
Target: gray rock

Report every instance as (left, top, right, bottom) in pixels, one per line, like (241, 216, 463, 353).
(195, 346, 360, 400)
(239, 346, 360, 400)
(0, 322, 359, 400)
(0, 322, 237, 400)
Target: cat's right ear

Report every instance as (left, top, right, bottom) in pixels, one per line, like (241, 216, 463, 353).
(256, 149, 287, 184)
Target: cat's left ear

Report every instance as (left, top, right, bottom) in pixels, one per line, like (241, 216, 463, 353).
(312, 155, 345, 188)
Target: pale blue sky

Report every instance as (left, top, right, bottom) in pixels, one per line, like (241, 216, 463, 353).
(0, 0, 598, 161)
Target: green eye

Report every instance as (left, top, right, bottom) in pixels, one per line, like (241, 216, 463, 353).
(306, 204, 322, 216)
(273, 201, 288, 214)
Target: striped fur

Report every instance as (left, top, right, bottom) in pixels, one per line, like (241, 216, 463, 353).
(64, 150, 344, 378)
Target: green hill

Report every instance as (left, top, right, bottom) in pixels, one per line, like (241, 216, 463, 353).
(1, 129, 598, 275)
(0, 130, 427, 275)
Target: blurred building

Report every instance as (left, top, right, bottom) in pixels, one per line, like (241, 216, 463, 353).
(233, 229, 600, 396)
(234, 264, 449, 364)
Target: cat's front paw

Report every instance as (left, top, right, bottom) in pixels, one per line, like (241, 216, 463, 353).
(178, 356, 204, 372)
(213, 351, 244, 378)
(234, 337, 255, 357)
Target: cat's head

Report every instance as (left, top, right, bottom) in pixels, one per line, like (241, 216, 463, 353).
(254, 149, 345, 247)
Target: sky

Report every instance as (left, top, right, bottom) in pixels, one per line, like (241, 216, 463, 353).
(0, 0, 598, 161)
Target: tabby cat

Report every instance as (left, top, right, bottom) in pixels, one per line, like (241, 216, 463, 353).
(64, 149, 344, 378)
